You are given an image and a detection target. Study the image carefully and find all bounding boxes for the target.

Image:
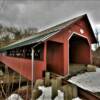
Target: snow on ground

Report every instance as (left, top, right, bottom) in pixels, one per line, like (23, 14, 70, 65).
(6, 94, 23, 100)
(37, 86, 82, 100)
(54, 90, 64, 100)
(68, 67, 100, 93)
(37, 86, 52, 100)
(8, 67, 100, 100)
(37, 86, 64, 100)
(96, 67, 100, 72)
(72, 97, 82, 100)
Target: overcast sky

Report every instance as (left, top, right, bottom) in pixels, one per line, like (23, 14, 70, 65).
(0, 0, 100, 31)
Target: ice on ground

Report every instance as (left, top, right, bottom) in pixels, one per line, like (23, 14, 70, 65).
(96, 67, 100, 72)
(6, 94, 23, 100)
(37, 86, 52, 100)
(37, 86, 64, 100)
(54, 90, 64, 100)
(68, 67, 100, 92)
(72, 97, 82, 100)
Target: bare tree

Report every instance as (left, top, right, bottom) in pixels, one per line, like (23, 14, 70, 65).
(95, 28, 99, 49)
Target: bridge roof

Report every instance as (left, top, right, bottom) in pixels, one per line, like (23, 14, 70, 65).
(0, 14, 97, 52)
(0, 30, 59, 52)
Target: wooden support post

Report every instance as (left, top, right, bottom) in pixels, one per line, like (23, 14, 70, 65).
(51, 77, 62, 99)
(56, 77, 62, 90)
(61, 84, 73, 100)
(44, 72, 51, 87)
(72, 84, 78, 98)
(10, 72, 15, 93)
(5, 65, 10, 96)
(18, 73, 22, 90)
(32, 89, 42, 100)
(5, 65, 7, 74)
(34, 79, 44, 89)
(6, 66, 10, 96)
(0, 84, 7, 98)
(26, 81, 29, 100)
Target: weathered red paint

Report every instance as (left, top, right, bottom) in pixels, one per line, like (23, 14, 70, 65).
(48, 19, 93, 75)
(0, 18, 96, 80)
(0, 55, 45, 81)
(47, 41, 64, 75)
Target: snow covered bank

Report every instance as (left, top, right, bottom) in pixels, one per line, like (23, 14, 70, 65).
(37, 86, 82, 100)
(68, 67, 100, 92)
(37, 86, 52, 100)
(72, 97, 82, 100)
(6, 94, 23, 100)
(37, 86, 64, 100)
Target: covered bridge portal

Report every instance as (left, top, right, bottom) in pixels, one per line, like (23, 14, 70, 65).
(0, 14, 97, 81)
(69, 34, 91, 74)
(69, 34, 90, 64)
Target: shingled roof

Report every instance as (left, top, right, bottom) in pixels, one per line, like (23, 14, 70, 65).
(0, 14, 97, 52)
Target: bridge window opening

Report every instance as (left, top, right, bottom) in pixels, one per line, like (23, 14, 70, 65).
(25, 48, 31, 58)
(6, 43, 44, 61)
(34, 43, 44, 60)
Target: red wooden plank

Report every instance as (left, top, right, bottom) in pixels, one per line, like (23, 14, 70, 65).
(0, 55, 45, 81)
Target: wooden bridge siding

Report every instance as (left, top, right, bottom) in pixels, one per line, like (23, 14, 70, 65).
(48, 19, 92, 76)
(47, 41, 64, 75)
(0, 55, 45, 81)
(0, 18, 94, 78)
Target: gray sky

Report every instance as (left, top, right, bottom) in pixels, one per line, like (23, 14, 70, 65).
(0, 0, 100, 31)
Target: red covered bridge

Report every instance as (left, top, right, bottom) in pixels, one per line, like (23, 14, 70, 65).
(0, 14, 97, 81)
